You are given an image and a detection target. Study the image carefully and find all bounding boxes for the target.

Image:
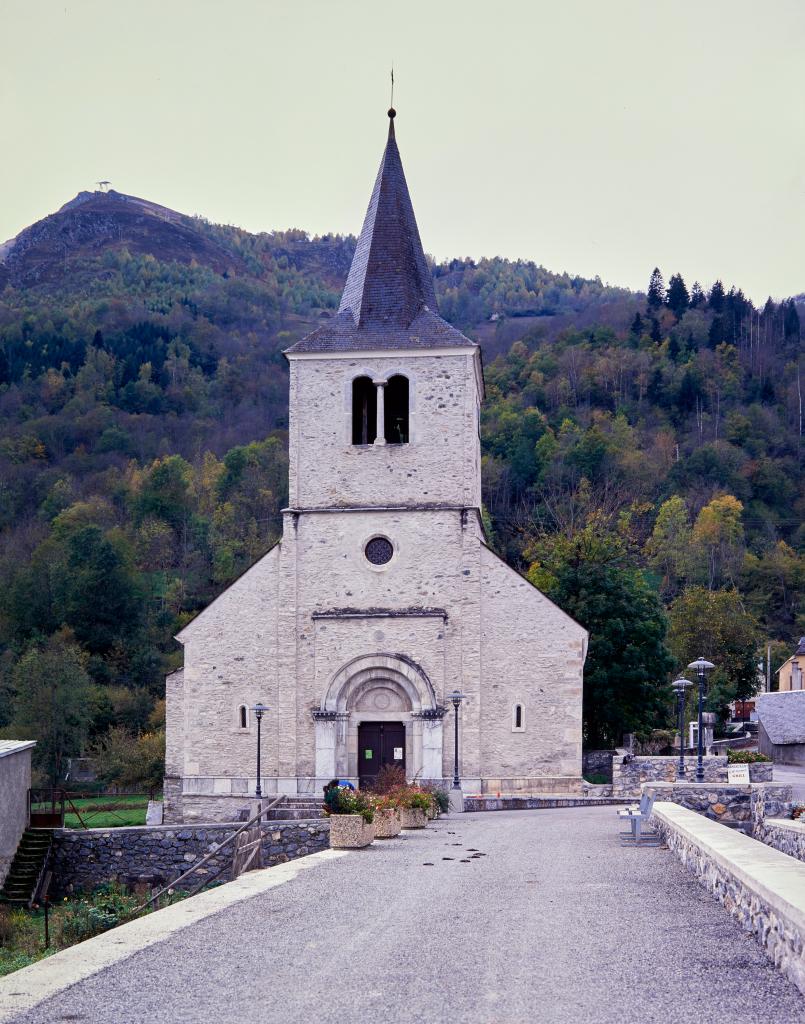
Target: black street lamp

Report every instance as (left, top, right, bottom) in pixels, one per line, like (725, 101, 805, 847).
(671, 678, 692, 780)
(687, 659, 714, 783)
(448, 690, 466, 790)
(250, 702, 269, 798)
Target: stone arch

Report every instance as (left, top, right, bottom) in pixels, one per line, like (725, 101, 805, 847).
(315, 654, 443, 784)
(321, 653, 438, 714)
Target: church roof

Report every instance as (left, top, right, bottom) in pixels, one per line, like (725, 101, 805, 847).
(286, 111, 477, 355)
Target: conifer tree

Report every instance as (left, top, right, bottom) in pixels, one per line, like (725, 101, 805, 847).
(647, 267, 665, 310)
(784, 298, 800, 340)
(689, 281, 705, 308)
(709, 280, 725, 312)
(630, 312, 644, 336)
(708, 316, 725, 349)
(666, 273, 690, 320)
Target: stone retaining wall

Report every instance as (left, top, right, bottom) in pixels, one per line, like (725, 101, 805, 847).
(613, 755, 772, 797)
(756, 817, 805, 861)
(582, 749, 615, 781)
(652, 801, 805, 995)
(641, 782, 791, 834)
(50, 820, 329, 897)
(464, 795, 623, 812)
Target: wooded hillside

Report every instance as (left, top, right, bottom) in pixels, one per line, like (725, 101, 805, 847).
(0, 192, 801, 779)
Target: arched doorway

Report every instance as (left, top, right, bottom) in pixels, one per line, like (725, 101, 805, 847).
(313, 654, 445, 786)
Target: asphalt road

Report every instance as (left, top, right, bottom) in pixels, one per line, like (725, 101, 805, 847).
(772, 764, 805, 801)
(13, 808, 805, 1024)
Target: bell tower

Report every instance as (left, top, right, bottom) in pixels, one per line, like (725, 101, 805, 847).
(284, 109, 483, 513)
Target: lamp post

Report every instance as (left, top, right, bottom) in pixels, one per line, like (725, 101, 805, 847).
(250, 703, 269, 798)
(448, 690, 466, 790)
(671, 678, 692, 780)
(687, 659, 714, 783)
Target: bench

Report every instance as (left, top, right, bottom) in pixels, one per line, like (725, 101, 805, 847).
(617, 793, 660, 846)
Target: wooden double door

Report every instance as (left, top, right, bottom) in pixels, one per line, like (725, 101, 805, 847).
(358, 721, 406, 789)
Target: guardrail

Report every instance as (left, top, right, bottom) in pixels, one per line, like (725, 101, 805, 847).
(133, 796, 284, 915)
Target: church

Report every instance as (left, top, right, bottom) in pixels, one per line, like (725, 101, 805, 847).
(164, 110, 587, 823)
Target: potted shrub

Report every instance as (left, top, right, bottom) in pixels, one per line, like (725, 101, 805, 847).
(424, 787, 449, 818)
(372, 794, 402, 839)
(323, 782, 375, 849)
(395, 786, 431, 829)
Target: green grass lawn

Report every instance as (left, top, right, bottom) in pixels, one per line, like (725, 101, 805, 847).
(31, 794, 154, 829)
(63, 807, 148, 828)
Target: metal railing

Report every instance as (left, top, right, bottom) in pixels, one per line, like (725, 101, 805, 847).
(132, 795, 284, 916)
(28, 789, 157, 829)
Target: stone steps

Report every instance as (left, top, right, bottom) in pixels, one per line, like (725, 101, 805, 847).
(267, 797, 325, 821)
(0, 829, 53, 906)
(268, 808, 325, 820)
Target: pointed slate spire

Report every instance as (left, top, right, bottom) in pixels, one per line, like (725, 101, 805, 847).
(338, 109, 438, 329)
(285, 109, 476, 354)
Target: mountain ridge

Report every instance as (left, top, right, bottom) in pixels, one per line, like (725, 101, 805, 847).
(0, 190, 246, 287)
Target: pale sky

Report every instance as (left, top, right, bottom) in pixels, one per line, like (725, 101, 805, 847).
(2, 0, 804, 301)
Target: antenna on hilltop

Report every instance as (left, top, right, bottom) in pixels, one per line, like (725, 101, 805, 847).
(96, 180, 111, 193)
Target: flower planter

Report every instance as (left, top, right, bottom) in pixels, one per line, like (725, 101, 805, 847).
(400, 807, 428, 829)
(329, 814, 375, 849)
(374, 807, 402, 838)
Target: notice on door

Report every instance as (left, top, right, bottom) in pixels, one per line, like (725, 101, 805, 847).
(364, 749, 373, 760)
(393, 747, 403, 760)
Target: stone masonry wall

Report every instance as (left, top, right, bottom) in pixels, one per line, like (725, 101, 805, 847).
(652, 805, 805, 995)
(750, 782, 794, 824)
(612, 755, 772, 797)
(172, 504, 586, 797)
(582, 750, 615, 781)
(757, 818, 805, 861)
(642, 782, 791, 834)
(478, 546, 585, 787)
(288, 351, 482, 510)
(176, 545, 281, 781)
(50, 820, 329, 897)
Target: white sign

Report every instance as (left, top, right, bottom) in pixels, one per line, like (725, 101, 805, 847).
(727, 764, 750, 784)
(393, 747, 403, 760)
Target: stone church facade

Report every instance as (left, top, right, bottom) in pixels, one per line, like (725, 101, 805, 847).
(164, 111, 587, 823)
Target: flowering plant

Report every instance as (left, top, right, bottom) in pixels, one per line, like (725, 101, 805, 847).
(369, 793, 400, 813)
(388, 785, 433, 812)
(322, 782, 374, 824)
(726, 749, 771, 764)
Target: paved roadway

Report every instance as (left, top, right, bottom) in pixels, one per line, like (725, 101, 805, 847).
(13, 808, 805, 1024)
(772, 764, 805, 801)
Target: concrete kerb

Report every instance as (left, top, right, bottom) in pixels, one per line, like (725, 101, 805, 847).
(652, 800, 805, 994)
(0, 848, 347, 1023)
